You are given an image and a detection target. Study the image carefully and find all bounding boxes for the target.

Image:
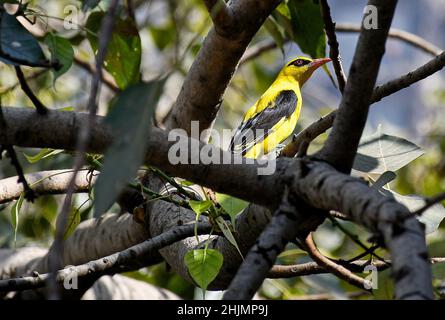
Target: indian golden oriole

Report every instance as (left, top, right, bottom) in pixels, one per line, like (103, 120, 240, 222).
(230, 56, 331, 159)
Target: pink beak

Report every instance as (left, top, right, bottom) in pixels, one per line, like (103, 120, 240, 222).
(309, 57, 332, 69)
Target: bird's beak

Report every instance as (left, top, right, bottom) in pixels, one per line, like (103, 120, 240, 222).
(309, 57, 332, 70)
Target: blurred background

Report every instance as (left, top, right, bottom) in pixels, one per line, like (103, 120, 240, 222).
(0, 0, 444, 299)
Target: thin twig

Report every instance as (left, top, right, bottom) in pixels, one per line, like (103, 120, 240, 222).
(73, 56, 119, 93)
(329, 216, 386, 262)
(239, 24, 442, 66)
(0, 69, 48, 96)
(0, 145, 36, 201)
(320, 0, 347, 93)
(14, 66, 48, 114)
(0, 223, 213, 293)
(268, 259, 389, 278)
(336, 23, 442, 56)
(303, 233, 370, 291)
(48, 0, 121, 300)
(413, 191, 445, 216)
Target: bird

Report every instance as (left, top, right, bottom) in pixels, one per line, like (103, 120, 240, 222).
(229, 56, 331, 159)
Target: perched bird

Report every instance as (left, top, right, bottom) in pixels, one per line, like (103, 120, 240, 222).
(229, 56, 331, 159)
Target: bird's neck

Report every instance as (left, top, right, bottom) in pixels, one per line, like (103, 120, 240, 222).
(271, 74, 301, 91)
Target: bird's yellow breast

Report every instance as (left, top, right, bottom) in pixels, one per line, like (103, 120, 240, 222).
(242, 76, 302, 159)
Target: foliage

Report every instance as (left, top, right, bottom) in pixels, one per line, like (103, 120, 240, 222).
(0, 0, 444, 300)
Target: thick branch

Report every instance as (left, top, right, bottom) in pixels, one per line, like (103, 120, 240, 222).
(166, 0, 282, 138)
(203, 0, 234, 32)
(0, 107, 434, 297)
(0, 223, 211, 292)
(317, 0, 399, 173)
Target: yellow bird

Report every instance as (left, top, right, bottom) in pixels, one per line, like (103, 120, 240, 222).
(230, 56, 331, 159)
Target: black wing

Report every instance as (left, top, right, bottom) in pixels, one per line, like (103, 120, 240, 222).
(230, 90, 298, 155)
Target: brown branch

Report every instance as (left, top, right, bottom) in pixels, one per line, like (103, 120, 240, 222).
(268, 259, 389, 278)
(73, 56, 119, 93)
(0, 106, 434, 297)
(14, 66, 48, 115)
(303, 233, 370, 290)
(239, 23, 442, 66)
(320, 0, 347, 93)
(317, 0, 399, 173)
(0, 146, 36, 202)
(203, 0, 234, 32)
(281, 49, 445, 158)
(413, 191, 445, 216)
(0, 170, 96, 204)
(0, 223, 212, 293)
(48, 0, 120, 299)
(336, 23, 443, 56)
(0, 69, 48, 96)
(165, 0, 282, 139)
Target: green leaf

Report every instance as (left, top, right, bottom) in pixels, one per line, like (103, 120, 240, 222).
(353, 127, 425, 174)
(23, 149, 63, 164)
(10, 192, 24, 244)
(149, 23, 176, 50)
(184, 249, 223, 291)
(94, 81, 165, 217)
(44, 33, 74, 83)
(188, 200, 213, 215)
(63, 206, 82, 240)
(215, 216, 243, 259)
(382, 190, 445, 234)
(372, 268, 394, 300)
(86, 12, 141, 89)
(0, 9, 47, 67)
(215, 193, 249, 226)
(277, 0, 326, 58)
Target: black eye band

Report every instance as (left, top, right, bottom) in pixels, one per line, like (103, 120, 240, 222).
(290, 59, 310, 67)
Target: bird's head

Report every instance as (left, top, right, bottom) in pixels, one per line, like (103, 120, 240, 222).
(281, 56, 331, 85)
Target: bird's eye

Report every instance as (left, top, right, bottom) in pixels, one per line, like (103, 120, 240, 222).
(290, 59, 308, 67)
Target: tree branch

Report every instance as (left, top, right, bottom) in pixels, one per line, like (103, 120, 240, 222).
(303, 233, 369, 290)
(0, 223, 212, 293)
(317, 0, 399, 173)
(282, 34, 445, 158)
(203, 0, 234, 33)
(48, 1, 121, 299)
(268, 259, 389, 278)
(0, 145, 36, 201)
(336, 23, 443, 56)
(0, 169, 92, 204)
(320, 0, 347, 93)
(0, 107, 434, 297)
(14, 66, 48, 115)
(165, 0, 282, 139)
(240, 23, 442, 66)
(222, 191, 326, 299)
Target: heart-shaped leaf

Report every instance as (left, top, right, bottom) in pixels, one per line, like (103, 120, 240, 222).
(184, 249, 223, 291)
(215, 192, 249, 226)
